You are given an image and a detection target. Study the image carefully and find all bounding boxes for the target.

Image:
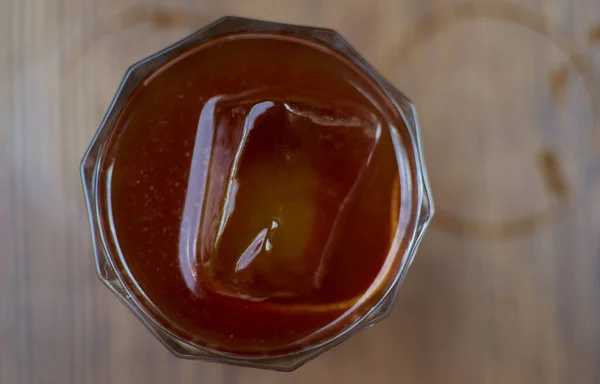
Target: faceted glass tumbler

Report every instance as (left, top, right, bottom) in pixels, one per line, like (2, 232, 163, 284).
(80, 16, 434, 371)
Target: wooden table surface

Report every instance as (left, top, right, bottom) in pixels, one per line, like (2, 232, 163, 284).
(2, 0, 600, 383)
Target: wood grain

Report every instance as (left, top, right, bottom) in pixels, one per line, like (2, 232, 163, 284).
(1, 0, 600, 383)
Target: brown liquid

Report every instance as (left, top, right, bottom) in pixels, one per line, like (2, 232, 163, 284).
(99, 33, 407, 354)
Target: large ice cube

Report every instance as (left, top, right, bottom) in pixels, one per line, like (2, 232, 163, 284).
(179, 93, 382, 300)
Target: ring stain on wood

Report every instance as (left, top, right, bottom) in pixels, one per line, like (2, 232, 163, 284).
(120, 5, 210, 30)
(549, 65, 569, 104)
(588, 25, 600, 44)
(432, 148, 569, 240)
(538, 148, 570, 201)
(385, 1, 600, 153)
(382, 2, 588, 240)
(64, 5, 219, 71)
(433, 208, 558, 241)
